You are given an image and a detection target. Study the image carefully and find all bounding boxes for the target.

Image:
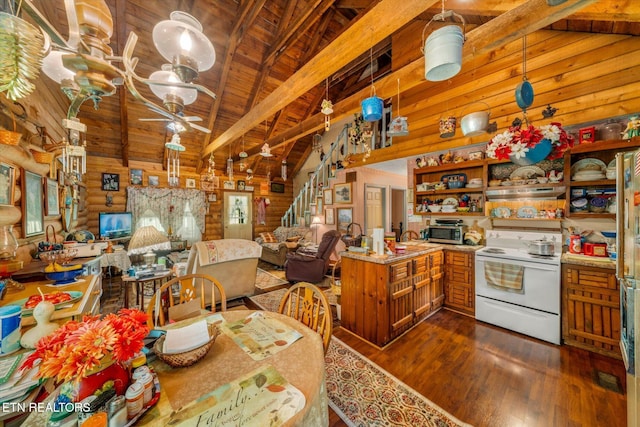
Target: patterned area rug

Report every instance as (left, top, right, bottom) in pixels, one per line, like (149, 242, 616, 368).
(254, 268, 289, 291)
(249, 289, 471, 427)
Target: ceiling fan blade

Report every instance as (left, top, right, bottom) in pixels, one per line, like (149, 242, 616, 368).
(139, 118, 170, 122)
(182, 116, 203, 122)
(190, 123, 211, 134)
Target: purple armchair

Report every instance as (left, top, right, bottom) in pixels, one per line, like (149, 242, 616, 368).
(285, 230, 341, 283)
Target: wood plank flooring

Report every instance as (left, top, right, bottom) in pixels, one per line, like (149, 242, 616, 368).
(328, 309, 627, 427)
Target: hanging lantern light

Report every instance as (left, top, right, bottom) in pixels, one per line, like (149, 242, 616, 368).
(226, 156, 234, 180)
(165, 133, 185, 186)
(281, 158, 287, 181)
(238, 135, 247, 171)
(60, 118, 87, 182)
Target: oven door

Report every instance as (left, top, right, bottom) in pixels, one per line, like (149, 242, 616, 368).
(475, 255, 560, 314)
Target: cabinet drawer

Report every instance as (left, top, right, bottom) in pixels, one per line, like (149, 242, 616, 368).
(445, 250, 472, 268)
(389, 261, 411, 282)
(564, 265, 617, 290)
(412, 256, 428, 275)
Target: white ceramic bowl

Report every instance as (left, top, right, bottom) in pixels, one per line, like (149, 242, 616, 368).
(428, 205, 442, 212)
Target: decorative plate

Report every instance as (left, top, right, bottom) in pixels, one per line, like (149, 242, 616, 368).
(571, 158, 606, 176)
(608, 158, 616, 169)
(491, 207, 512, 218)
(516, 206, 538, 218)
(442, 197, 459, 207)
(509, 165, 545, 180)
(16, 291, 83, 314)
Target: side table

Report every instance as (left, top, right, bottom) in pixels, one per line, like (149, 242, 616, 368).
(121, 270, 173, 310)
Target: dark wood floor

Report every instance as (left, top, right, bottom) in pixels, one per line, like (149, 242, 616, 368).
(328, 309, 627, 427)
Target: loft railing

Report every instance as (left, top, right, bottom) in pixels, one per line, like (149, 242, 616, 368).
(281, 108, 392, 227)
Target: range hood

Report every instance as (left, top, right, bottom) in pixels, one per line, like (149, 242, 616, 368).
(485, 186, 566, 200)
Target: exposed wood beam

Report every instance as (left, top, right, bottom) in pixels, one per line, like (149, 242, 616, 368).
(242, 0, 602, 161)
(196, 0, 267, 172)
(202, 0, 442, 158)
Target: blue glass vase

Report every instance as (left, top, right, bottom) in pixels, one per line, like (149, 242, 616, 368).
(509, 138, 552, 166)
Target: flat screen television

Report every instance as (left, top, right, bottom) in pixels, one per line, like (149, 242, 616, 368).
(99, 212, 133, 239)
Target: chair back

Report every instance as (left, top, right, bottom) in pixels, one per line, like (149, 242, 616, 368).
(316, 229, 341, 260)
(400, 230, 420, 241)
(146, 273, 227, 328)
(278, 282, 332, 353)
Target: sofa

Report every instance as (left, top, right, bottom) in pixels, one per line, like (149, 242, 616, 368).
(255, 226, 311, 267)
(186, 239, 262, 301)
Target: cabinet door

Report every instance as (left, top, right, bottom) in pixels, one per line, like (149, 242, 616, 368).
(444, 250, 475, 316)
(412, 256, 431, 321)
(429, 251, 444, 310)
(562, 264, 620, 359)
(389, 261, 414, 339)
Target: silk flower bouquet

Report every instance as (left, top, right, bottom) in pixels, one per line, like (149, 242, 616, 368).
(485, 122, 575, 161)
(21, 308, 149, 384)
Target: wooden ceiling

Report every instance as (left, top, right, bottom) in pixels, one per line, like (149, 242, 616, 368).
(24, 0, 640, 180)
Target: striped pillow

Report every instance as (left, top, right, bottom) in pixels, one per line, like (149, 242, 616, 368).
(259, 232, 278, 243)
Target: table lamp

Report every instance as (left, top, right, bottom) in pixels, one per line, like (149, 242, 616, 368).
(127, 226, 171, 266)
(311, 216, 322, 244)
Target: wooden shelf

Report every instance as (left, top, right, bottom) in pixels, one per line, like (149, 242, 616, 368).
(417, 211, 485, 216)
(568, 137, 640, 154)
(416, 188, 484, 196)
(568, 179, 615, 186)
(566, 212, 615, 219)
(413, 159, 484, 174)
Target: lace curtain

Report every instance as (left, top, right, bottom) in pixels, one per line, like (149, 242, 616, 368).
(126, 187, 206, 235)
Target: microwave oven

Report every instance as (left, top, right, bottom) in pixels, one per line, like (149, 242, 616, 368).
(426, 224, 466, 244)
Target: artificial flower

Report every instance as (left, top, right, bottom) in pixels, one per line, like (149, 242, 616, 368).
(21, 308, 149, 383)
(485, 122, 575, 161)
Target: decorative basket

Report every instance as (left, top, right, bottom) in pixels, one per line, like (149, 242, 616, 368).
(0, 112, 21, 146)
(153, 323, 219, 368)
(30, 149, 54, 164)
(341, 223, 362, 248)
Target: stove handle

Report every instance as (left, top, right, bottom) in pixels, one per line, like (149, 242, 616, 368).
(476, 257, 559, 271)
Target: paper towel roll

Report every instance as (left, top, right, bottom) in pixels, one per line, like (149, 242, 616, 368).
(372, 228, 385, 255)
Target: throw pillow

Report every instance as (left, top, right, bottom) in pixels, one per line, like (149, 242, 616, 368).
(259, 232, 278, 243)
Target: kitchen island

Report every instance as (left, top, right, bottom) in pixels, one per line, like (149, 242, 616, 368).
(340, 242, 444, 347)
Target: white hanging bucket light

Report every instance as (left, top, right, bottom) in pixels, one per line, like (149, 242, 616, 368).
(421, 3, 466, 82)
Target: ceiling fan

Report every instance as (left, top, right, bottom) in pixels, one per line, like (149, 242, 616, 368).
(139, 112, 211, 134)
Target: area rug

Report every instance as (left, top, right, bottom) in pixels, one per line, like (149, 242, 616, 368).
(249, 286, 337, 311)
(254, 268, 289, 291)
(249, 289, 471, 427)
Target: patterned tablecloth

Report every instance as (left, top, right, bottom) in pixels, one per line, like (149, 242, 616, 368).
(99, 250, 131, 271)
(139, 310, 329, 426)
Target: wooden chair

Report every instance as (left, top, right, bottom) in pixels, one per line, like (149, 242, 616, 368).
(146, 273, 227, 328)
(278, 282, 332, 353)
(400, 230, 420, 241)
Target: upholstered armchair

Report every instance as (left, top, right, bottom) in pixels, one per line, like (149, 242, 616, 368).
(285, 230, 341, 283)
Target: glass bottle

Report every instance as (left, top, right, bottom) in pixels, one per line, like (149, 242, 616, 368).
(0, 225, 18, 260)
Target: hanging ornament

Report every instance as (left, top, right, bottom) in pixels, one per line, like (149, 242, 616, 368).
(246, 168, 253, 182)
(239, 135, 247, 171)
(165, 133, 185, 187)
(281, 158, 287, 181)
(387, 78, 409, 137)
(227, 156, 234, 180)
(321, 78, 333, 131)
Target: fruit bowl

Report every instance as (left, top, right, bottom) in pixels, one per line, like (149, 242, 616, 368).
(45, 267, 83, 284)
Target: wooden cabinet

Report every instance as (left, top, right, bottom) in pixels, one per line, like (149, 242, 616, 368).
(444, 249, 475, 316)
(562, 263, 621, 359)
(564, 138, 640, 219)
(341, 249, 444, 347)
(413, 160, 485, 215)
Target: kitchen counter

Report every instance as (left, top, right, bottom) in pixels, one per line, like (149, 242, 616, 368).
(561, 253, 615, 269)
(340, 241, 483, 264)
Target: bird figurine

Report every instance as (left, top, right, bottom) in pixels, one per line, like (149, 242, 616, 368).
(542, 104, 558, 118)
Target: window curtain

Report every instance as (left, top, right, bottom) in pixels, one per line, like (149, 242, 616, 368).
(126, 187, 206, 235)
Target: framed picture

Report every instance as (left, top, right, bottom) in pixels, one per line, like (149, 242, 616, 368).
(245, 185, 254, 191)
(44, 178, 59, 216)
(310, 203, 317, 215)
(323, 188, 333, 206)
(22, 170, 44, 237)
(101, 173, 119, 191)
(201, 175, 219, 191)
(237, 180, 246, 191)
(271, 182, 285, 193)
(186, 178, 196, 188)
(337, 207, 353, 234)
(223, 180, 236, 190)
(325, 208, 335, 225)
(130, 169, 143, 185)
(334, 182, 352, 204)
(0, 162, 16, 206)
(148, 175, 159, 187)
(208, 193, 217, 202)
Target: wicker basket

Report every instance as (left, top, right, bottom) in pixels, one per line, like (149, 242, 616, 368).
(341, 223, 363, 247)
(30, 149, 54, 164)
(0, 112, 21, 146)
(153, 323, 219, 368)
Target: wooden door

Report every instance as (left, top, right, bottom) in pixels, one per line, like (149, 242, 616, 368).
(365, 186, 384, 237)
(223, 192, 253, 240)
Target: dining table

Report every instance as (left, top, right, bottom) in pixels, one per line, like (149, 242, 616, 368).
(137, 309, 329, 426)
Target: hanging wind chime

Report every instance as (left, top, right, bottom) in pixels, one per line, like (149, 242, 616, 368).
(165, 132, 185, 187)
(281, 158, 287, 181)
(226, 146, 234, 180)
(321, 78, 333, 131)
(239, 135, 247, 171)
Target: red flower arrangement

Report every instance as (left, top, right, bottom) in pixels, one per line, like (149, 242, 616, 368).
(486, 122, 575, 161)
(21, 308, 149, 383)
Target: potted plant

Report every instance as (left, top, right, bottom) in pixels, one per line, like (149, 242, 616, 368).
(485, 122, 575, 165)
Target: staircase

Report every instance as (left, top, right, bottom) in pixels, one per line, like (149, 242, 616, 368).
(281, 110, 393, 227)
